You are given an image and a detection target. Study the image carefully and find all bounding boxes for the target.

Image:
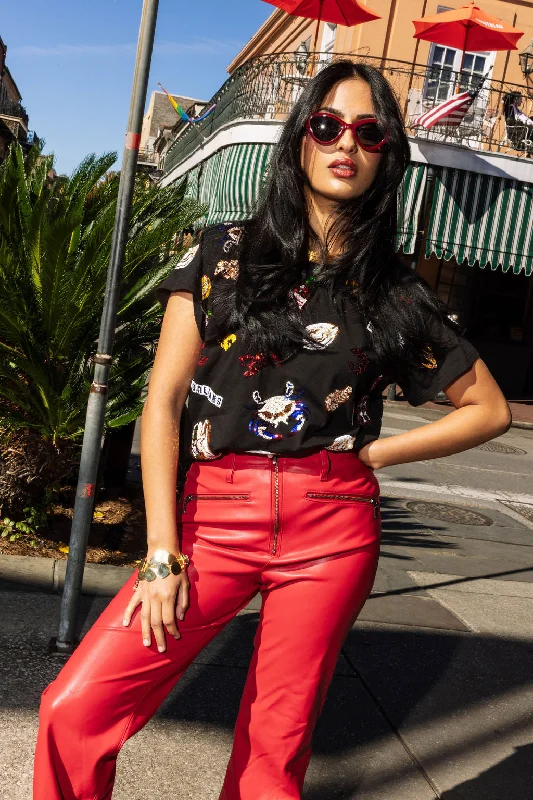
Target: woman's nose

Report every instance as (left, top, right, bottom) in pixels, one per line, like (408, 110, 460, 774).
(336, 129, 357, 153)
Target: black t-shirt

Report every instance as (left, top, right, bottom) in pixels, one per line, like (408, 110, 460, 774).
(155, 222, 479, 460)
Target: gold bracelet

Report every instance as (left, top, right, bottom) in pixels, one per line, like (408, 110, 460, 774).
(133, 549, 189, 590)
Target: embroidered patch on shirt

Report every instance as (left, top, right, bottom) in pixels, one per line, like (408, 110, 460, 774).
(190, 380, 223, 408)
(348, 346, 370, 375)
(325, 386, 352, 412)
(422, 347, 438, 368)
(201, 275, 212, 300)
(215, 260, 239, 280)
(304, 323, 340, 350)
(249, 381, 309, 440)
(356, 395, 371, 426)
(191, 420, 219, 460)
(221, 225, 244, 254)
(290, 285, 311, 310)
(174, 244, 199, 270)
(197, 343, 208, 367)
(239, 352, 281, 377)
(326, 434, 356, 451)
(220, 334, 237, 351)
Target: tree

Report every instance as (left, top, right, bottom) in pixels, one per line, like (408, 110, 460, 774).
(0, 143, 205, 515)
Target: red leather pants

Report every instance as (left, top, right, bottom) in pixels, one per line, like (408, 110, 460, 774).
(34, 450, 381, 800)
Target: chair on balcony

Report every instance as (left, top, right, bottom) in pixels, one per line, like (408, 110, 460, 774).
(500, 92, 533, 156)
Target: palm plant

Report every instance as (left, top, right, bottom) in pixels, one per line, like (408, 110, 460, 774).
(0, 143, 205, 514)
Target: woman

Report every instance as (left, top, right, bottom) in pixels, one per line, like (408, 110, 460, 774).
(503, 91, 533, 127)
(34, 60, 510, 799)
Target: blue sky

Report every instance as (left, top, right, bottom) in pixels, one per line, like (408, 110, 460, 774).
(2, 0, 272, 175)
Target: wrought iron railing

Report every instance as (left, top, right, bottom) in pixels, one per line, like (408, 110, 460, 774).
(164, 51, 533, 176)
(0, 97, 28, 126)
(137, 148, 158, 165)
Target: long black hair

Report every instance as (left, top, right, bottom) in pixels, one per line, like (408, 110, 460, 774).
(208, 59, 464, 375)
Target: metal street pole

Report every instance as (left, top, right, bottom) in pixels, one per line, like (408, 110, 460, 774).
(51, 0, 160, 654)
(387, 164, 436, 402)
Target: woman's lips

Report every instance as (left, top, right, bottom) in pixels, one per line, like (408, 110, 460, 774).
(328, 160, 357, 179)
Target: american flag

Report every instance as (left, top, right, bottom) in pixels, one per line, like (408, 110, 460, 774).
(414, 89, 479, 130)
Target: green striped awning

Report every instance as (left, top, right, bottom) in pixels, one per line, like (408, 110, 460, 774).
(207, 143, 272, 224)
(426, 167, 533, 276)
(395, 163, 427, 254)
(183, 143, 273, 226)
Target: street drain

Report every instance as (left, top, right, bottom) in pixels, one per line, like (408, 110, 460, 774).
(476, 441, 526, 455)
(405, 501, 493, 526)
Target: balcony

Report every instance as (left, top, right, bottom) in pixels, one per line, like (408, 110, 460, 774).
(137, 148, 158, 165)
(164, 52, 533, 176)
(0, 96, 29, 128)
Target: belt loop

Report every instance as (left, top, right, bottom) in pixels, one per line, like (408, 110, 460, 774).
(320, 449, 330, 481)
(226, 453, 236, 483)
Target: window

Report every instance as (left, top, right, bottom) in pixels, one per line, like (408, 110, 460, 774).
(424, 5, 495, 103)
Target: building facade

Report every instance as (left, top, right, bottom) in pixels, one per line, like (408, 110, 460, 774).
(0, 35, 37, 161)
(137, 91, 208, 172)
(160, 1, 533, 398)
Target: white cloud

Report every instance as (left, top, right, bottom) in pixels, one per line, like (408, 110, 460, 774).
(11, 38, 243, 58)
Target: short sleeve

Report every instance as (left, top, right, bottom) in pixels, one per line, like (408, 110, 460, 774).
(155, 238, 205, 335)
(397, 319, 480, 407)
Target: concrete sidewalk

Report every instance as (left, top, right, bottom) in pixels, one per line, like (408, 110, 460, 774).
(2, 493, 533, 798)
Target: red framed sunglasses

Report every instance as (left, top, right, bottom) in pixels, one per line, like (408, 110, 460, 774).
(305, 112, 387, 152)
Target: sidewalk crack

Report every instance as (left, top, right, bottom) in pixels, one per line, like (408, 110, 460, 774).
(341, 645, 441, 798)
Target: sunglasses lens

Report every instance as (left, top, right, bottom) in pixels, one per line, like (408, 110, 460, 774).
(309, 115, 343, 143)
(356, 122, 385, 147)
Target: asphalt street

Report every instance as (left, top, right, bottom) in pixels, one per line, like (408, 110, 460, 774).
(378, 405, 533, 516)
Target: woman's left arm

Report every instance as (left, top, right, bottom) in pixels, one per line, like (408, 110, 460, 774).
(361, 358, 512, 470)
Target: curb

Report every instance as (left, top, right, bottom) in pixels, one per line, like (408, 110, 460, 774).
(383, 400, 533, 430)
(0, 554, 134, 597)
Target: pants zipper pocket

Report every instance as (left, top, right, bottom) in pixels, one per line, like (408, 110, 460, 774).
(306, 492, 380, 519)
(183, 493, 250, 512)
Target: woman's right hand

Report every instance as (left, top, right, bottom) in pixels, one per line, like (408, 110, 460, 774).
(122, 570, 190, 653)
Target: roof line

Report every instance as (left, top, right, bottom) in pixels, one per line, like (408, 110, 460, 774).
(153, 91, 207, 103)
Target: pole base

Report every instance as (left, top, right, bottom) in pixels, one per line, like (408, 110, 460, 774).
(48, 636, 77, 656)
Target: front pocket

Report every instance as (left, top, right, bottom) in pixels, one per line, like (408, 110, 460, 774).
(306, 491, 380, 519)
(182, 493, 251, 512)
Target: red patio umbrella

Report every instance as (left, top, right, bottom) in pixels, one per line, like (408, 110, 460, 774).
(262, 0, 381, 54)
(413, 3, 524, 89)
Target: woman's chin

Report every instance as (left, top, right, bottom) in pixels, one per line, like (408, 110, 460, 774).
(312, 182, 363, 204)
